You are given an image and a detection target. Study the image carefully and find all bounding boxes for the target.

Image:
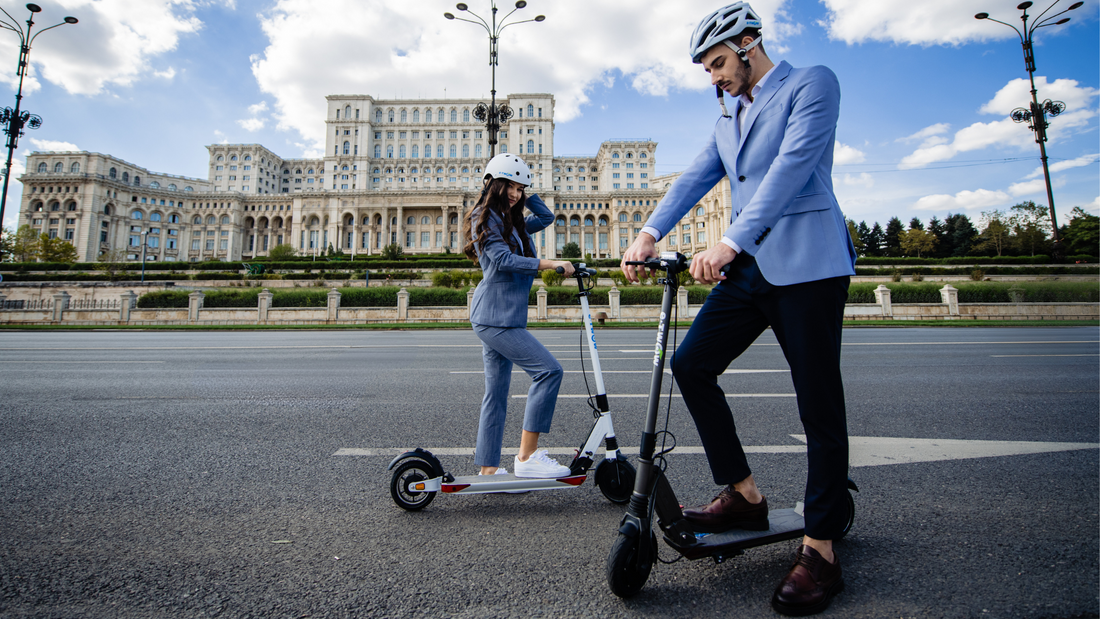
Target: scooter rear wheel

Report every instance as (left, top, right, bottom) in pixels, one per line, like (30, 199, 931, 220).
(606, 531, 655, 598)
(595, 458, 636, 504)
(838, 490, 856, 538)
(390, 460, 436, 511)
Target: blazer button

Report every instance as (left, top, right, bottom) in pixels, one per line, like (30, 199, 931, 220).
(738, 175, 746, 182)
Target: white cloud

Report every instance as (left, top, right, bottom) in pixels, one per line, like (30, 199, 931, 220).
(29, 139, 80, 152)
(153, 67, 177, 80)
(896, 123, 950, 143)
(247, 101, 269, 116)
(914, 188, 1011, 212)
(250, 0, 802, 153)
(1008, 177, 1072, 197)
(0, 0, 202, 96)
(833, 141, 865, 165)
(236, 118, 265, 132)
(1026, 153, 1100, 178)
(841, 172, 874, 188)
(819, 0, 1094, 45)
(2, 154, 26, 229)
(899, 77, 1099, 169)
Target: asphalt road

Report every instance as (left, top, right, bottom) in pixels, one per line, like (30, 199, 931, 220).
(0, 327, 1097, 618)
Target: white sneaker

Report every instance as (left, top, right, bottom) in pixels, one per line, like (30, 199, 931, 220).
(514, 450, 572, 478)
(477, 467, 527, 493)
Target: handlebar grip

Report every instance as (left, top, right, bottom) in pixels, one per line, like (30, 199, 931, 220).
(555, 266, 564, 274)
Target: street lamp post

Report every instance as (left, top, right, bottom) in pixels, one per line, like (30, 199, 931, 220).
(975, 0, 1083, 252)
(444, 1, 545, 158)
(0, 4, 78, 247)
(140, 229, 149, 282)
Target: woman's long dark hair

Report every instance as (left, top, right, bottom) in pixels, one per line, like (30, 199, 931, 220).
(463, 177, 533, 261)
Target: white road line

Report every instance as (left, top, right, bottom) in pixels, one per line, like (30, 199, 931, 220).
(0, 360, 166, 364)
(450, 369, 786, 375)
(513, 393, 795, 399)
(337, 436, 1100, 468)
(991, 354, 1099, 358)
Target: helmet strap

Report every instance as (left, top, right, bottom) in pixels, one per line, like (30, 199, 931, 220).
(724, 36, 760, 69)
(717, 86, 731, 118)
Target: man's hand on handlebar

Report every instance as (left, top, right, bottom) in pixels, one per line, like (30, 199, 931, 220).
(621, 232, 658, 283)
(690, 243, 738, 284)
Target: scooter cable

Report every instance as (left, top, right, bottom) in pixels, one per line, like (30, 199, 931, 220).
(654, 276, 684, 565)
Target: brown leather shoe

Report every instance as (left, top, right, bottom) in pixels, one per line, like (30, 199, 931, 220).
(771, 545, 844, 616)
(681, 486, 768, 533)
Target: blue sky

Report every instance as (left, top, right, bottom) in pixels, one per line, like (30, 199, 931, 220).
(1, 0, 1097, 232)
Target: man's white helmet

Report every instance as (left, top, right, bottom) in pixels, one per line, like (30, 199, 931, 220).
(689, 2, 762, 64)
(484, 153, 532, 187)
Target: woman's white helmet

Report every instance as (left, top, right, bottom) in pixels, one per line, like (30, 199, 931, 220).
(484, 153, 532, 187)
(689, 2, 762, 64)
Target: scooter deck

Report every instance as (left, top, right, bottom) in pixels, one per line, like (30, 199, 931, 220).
(440, 473, 587, 495)
(665, 507, 805, 561)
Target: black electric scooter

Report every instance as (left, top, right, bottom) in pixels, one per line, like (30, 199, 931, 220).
(606, 252, 858, 598)
(388, 264, 637, 510)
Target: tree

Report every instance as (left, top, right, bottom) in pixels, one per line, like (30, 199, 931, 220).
(975, 210, 1011, 256)
(867, 222, 886, 257)
(381, 243, 404, 260)
(38, 234, 78, 263)
(1010, 200, 1051, 256)
(883, 217, 905, 257)
(560, 242, 581, 259)
(268, 243, 296, 261)
(0, 227, 14, 262)
(1061, 207, 1099, 257)
(945, 213, 977, 257)
(899, 228, 937, 258)
(11, 225, 39, 262)
(856, 221, 876, 256)
(928, 216, 948, 258)
(908, 217, 924, 231)
(95, 248, 126, 280)
(846, 219, 865, 256)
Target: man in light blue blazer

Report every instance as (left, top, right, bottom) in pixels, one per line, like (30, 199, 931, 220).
(621, 3, 856, 615)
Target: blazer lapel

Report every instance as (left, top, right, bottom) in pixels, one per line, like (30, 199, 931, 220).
(738, 61, 792, 152)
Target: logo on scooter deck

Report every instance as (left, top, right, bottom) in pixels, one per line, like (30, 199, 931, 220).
(653, 311, 666, 366)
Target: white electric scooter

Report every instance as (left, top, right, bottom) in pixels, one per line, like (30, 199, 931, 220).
(388, 264, 637, 510)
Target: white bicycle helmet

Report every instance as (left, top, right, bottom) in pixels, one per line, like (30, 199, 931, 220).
(484, 153, 532, 187)
(689, 2, 762, 64)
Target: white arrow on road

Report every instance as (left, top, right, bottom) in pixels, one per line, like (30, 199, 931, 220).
(336, 436, 1098, 467)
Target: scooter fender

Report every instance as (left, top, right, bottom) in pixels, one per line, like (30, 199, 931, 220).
(847, 478, 859, 492)
(387, 448, 445, 479)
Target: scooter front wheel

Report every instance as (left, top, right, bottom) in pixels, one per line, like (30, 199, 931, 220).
(606, 531, 655, 598)
(595, 458, 636, 504)
(390, 460, 436, 511)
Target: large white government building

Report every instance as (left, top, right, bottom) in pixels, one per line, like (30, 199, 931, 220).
(18, 93, 732, 263)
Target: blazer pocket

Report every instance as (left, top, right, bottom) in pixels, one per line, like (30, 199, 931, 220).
(783, 194, 831, 216)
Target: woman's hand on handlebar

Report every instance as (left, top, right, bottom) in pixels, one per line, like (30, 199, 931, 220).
(552, 261, 575, 277)
(621, 232, 658, 283)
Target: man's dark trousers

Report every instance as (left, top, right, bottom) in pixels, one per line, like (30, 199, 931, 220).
(671, 252, 850, 539)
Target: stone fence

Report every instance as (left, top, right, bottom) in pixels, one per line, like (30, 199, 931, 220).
(0, 283, 1094, 326)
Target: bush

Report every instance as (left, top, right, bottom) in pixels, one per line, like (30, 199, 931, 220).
(271, 289, 328, 307)
(410, 287, 467, 306)
(339, 286, 400, 307)
(431, 271, 453, 288)
(204, 288, 261, 308)
(136, 290, 190, 308)
(540, 269, 565, 287)
(970, 269, 985, 281)
(381, 244, 404, 260)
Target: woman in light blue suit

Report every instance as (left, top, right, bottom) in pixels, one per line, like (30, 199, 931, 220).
(464, 154, 576, 479)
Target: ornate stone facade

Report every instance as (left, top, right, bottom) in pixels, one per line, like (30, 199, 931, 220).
(17, 93, 733, 263)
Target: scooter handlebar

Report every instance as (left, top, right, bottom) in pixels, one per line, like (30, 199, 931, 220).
(556, 264, 598, 278)
(625, 253, 732, 276)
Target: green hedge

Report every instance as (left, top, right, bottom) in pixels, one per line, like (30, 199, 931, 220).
(846, 282, 1099, 304)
